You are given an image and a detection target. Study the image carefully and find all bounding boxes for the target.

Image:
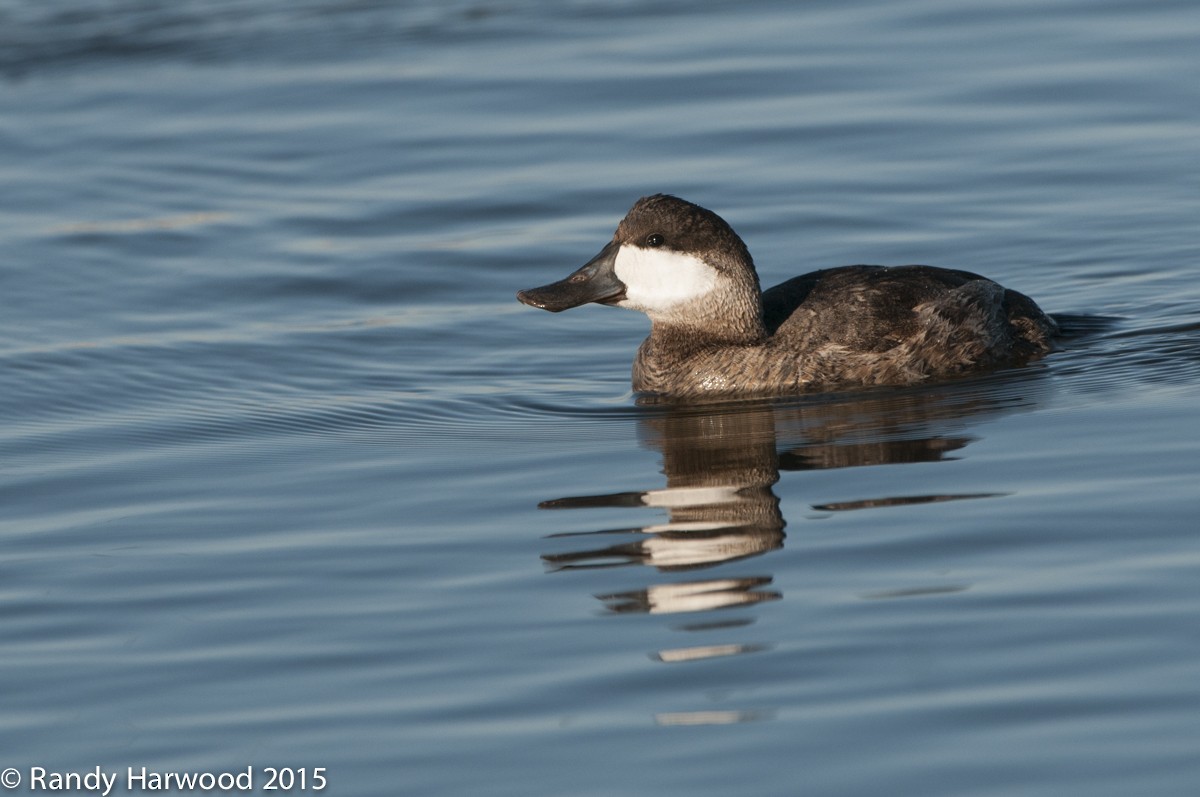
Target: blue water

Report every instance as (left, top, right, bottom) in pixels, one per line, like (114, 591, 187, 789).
(3, 1, 1200, 794)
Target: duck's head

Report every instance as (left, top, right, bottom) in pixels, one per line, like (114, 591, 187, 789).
(517, 195, 763, 336)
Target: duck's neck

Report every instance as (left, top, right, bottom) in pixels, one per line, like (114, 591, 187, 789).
(646, 285, 769, 349)
(646, 318, 766, 355)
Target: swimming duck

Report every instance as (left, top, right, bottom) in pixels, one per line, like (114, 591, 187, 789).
(517, 194, 1058, 398)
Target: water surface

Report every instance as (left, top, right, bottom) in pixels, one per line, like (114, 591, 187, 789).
(2, 1, 1199, 795)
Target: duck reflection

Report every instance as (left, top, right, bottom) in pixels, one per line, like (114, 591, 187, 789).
(536, 374, 1049, 723)
(542, 405, 785, 573)
(541, 379, 1035, 575)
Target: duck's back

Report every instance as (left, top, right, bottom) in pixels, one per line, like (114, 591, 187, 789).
(760, 265, 1057, 385)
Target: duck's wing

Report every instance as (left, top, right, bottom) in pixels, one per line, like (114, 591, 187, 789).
(763, 265, 1055, 364)
(763, 265, 977, 336)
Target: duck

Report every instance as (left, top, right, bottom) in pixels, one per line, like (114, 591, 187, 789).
(517, 194, 1058, 398)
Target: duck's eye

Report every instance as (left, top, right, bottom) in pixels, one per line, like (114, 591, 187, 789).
(645, 233, 664, 248)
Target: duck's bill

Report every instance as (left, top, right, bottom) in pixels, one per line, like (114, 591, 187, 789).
(517, 241, 627, 312)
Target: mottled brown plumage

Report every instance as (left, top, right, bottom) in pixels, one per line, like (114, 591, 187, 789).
(518, 195, 1058, 399)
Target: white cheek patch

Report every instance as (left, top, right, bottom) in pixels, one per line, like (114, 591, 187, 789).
(613, 245, 718, 314)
